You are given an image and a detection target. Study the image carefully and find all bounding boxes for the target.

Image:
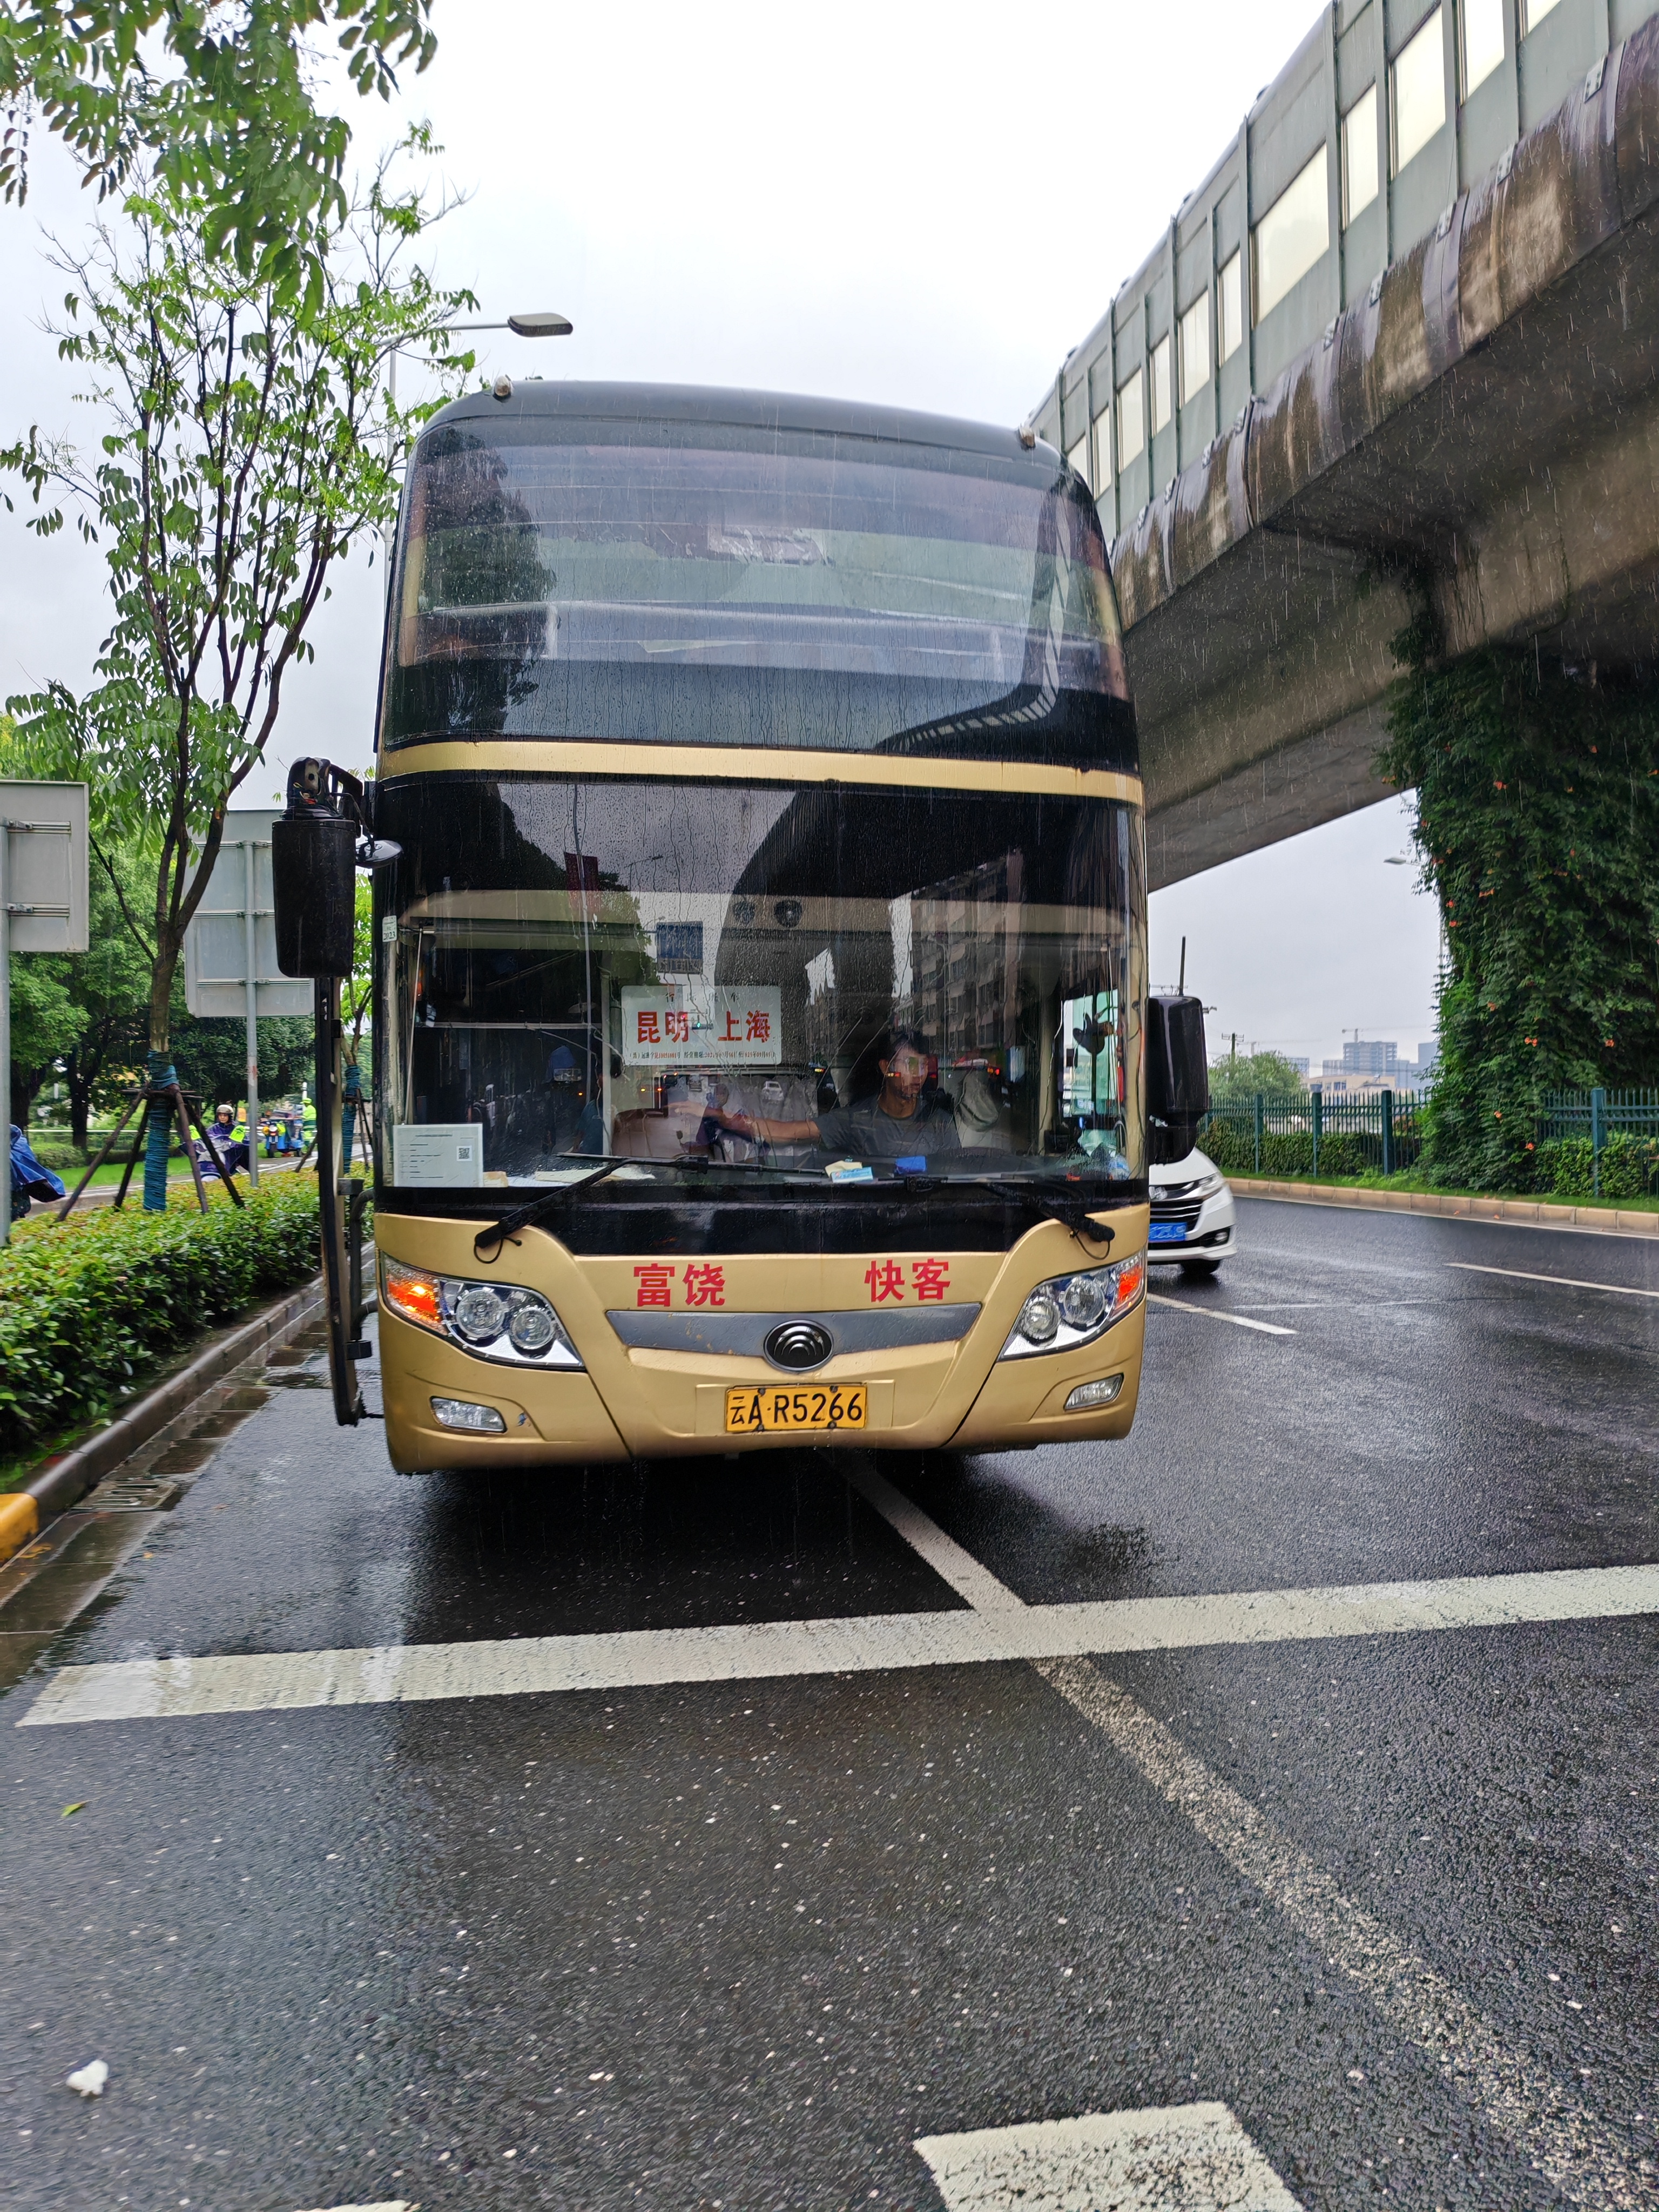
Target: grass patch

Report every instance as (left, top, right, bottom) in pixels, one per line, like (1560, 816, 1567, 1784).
(1229, 1166, 1659, 1212)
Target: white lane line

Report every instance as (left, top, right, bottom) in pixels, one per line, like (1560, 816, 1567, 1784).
(1037, 1656, 1641, 2211)
(296, 2202, 410, 2211)
(1447, 1261, 1659, 1299)
(845, 1481, 1646, 2212)
(1147, 1294, 1297, 1336)
(843, 1461, 1024, 1613)
(914, 2102, 1299, 2211)
(25, 1562, 1659, 1726)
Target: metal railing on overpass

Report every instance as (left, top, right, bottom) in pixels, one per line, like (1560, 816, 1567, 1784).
(1035, 0, 1659, 547)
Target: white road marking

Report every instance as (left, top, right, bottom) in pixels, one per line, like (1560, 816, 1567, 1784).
(1036, 1656, 1640, 2211)
(295, 2202, 410, 2211)
(844, 1463, 1024, 1612)
(22, 1562, 1659, 1726)
(914, 2102, 1299, 2210)
(1447, 1261, 1659, 1299)
(840, 1481, 1646, 2212)
(1147, 1294, 1296, 1336)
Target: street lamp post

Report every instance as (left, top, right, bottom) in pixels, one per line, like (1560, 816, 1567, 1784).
(386, 308, 573, 411)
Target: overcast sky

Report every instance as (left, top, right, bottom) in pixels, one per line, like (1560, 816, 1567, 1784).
(0, 0, 1441, 1070)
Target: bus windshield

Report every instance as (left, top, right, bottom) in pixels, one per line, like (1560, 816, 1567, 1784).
(376, 774, 1145, 1193)
(383, 406, 1132, 766)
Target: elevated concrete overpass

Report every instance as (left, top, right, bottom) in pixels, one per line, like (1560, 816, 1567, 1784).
(1034, 0, 1659, 888)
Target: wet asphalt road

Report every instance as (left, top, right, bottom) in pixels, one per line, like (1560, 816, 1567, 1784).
(2, 1196, 1656, 2212)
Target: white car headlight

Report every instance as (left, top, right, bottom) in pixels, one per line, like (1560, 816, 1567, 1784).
(381, 1257, 584, 1370)
(999, 1250, 1146, 1360)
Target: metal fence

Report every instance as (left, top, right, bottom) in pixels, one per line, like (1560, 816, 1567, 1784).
(1536, 1089, 1659, 1196)
(1537, 1089, 1659, 1144)
(1199, 1089, 1428, 1178)
(1200, 1084, 1659, 1191)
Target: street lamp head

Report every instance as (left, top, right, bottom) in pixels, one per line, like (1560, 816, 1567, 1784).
(509, 311, 574, 338)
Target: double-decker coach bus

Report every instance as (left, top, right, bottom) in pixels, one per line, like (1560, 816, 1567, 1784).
(274, 382, 1206, 1465)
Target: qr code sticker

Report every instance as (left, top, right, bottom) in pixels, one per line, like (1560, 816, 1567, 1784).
(457, 1144, 473, 1161)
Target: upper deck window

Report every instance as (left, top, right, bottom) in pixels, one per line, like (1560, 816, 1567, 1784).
(382, 414, 1133, 770)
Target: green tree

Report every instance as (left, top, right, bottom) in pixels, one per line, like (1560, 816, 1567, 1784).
(3, 143, 473, 1201)
(1378, 631, 1659, 1188)
(1208, 1047, 1308, 1102)
(170, 1006, 314, 1112)
(0, 1, 436, 309)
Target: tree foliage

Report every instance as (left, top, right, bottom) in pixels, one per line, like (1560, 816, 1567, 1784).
(2, 139, 474, 1063)
(1207, 1047, 1308, 1102)
(0, 1, 436, 309)
(170, 1006, 314, 1114)
(1378, 629, 1659, 1188)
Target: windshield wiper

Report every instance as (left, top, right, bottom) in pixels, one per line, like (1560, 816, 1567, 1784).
(474, 1158, 632, 1263)
(892, 1170, 1122, 1248)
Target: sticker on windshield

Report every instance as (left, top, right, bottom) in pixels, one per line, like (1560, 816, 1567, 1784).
(621, 984, 781, 1067)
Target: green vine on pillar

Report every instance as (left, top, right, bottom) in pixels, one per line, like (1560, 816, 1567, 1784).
(1377, 615, 1659, 1189)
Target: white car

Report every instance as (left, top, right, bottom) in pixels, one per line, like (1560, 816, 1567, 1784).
(1148, 1145, 1236, 1276)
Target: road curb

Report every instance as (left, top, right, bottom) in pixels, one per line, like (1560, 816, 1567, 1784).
(0, 1269, 331, 1563)
(1231, 1177, 1659, 1237)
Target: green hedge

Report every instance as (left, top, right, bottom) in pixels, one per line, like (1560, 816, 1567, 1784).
(1199, 1122, 1371, 1180)
(0, 1179, 320, 1459)
(21, 1135, 185, 1171)
(1204, 1115, 1658, 1199)
(1533, 1131, 1659, 1200)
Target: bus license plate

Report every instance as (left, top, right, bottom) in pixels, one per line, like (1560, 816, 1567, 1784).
(725, 1384, 867, 1433)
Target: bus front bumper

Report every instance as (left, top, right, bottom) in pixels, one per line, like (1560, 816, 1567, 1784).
(373, 1210, 1148, 1469)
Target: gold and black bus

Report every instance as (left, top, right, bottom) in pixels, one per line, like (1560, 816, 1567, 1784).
(275, 382, 1207, 1466)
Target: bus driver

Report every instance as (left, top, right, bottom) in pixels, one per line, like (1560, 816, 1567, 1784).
(712, 1028, 960, 1161)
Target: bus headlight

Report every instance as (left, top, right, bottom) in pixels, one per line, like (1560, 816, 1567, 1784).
(453, 1283, 510, 1344)
(1000, 1250, 1145, 1360)
(381, 1258, 584, 1370)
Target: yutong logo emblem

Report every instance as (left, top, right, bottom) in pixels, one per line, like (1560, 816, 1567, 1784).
(765, 1320, 834, 1371)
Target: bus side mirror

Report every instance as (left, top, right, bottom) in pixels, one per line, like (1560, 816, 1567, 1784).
(272, 757, 358, 979)
(1145, 992, 1209, 1165)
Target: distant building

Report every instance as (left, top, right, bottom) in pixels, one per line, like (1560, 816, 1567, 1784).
(1316, 1074, 1400, 1097)
(1283, 1057, 1310, 1076)
(1332, 1039, 1399, 1077)
(1313, 1037, 1438, 1093)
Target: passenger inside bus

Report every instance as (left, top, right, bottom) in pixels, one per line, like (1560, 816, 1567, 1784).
(710, 1028, 960, 1159)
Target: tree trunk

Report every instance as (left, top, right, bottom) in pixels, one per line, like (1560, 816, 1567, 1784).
(143, 928, 183, 1209)
(148, 933, 178, 1057)
(65, 1049, 91, 1152)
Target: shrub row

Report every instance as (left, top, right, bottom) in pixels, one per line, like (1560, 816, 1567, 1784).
(22, 1135, 184, 1170)
(0, 1179, 320, 1459)
(1199, 1122, 1372, 1181)
(1201, 1115, 1658, 1199)
(1531, 1132, 1659, 1201)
